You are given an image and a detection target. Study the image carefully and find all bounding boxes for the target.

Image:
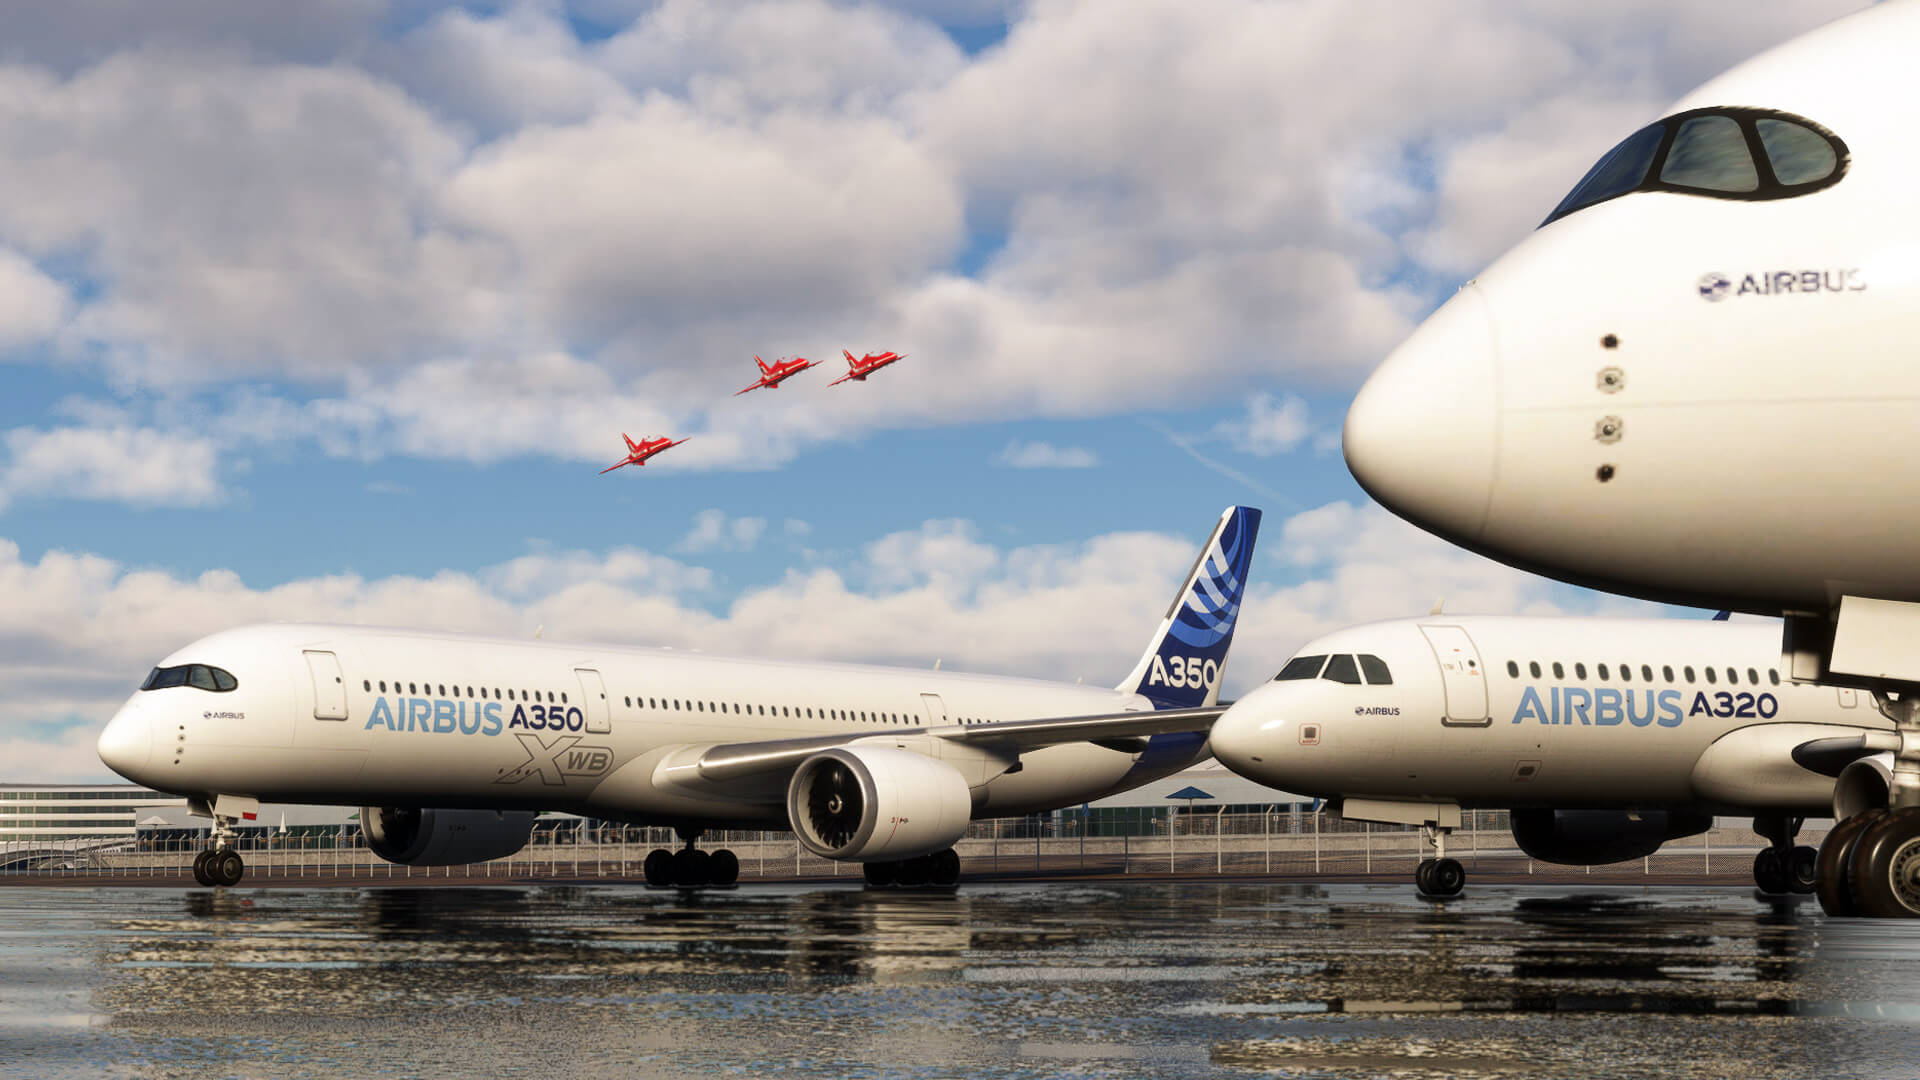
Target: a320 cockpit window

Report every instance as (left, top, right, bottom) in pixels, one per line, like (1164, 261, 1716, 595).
(141, 664, 238, 693)
(1272, 653, 1392, 685)
(1542, 107, 1847, 226)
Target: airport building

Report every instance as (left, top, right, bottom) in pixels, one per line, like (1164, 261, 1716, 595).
(0, 783, 189, 844)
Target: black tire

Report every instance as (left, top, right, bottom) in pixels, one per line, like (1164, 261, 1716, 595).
(1817, 811, 1883, 917)
(1414, 858, 1434, 895)
(191, 849, 215, 887)
(672, 848, 710, 889)
(211, 850, 245, 888)
(709, 849, 740, 887)
(896, 855, 932, 888)
(863, 861, 897, 889)
(932, 848, 961, 887)
(1788, 845, 1819, 894)
(1847, 807, 1920, 918)
(1428, 858, 1466, 898)
(643, 849, 674, 888)
(1752, 847, 1790, 895)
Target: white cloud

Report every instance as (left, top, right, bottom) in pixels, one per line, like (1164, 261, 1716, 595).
(995, 439, 1098, 469)
(0, 247, 68, 350)
(677, 509, 769, 553)
(0, 502, 1674, 781)
(0, 426, 222, 511)
(1212, 393, 1311, 457)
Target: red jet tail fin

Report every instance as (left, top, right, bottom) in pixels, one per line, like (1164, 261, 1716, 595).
(755, 355, 770, 374)
(623, 433, 639, 453)
(843, 349, 857, 365)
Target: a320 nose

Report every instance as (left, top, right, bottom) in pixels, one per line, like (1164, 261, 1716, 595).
(1343, 284, 1498, 548)
(1206, 689, 1276, 780)
(97, 701, 152, 781)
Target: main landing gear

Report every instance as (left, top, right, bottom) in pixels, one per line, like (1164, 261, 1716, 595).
(1751, 815, 1817, 896)
(1415, 824, 1464, 899)
(1816, 691, 1920, 918)
(642, 827, 740, 890)
(190, 816, 245, 888)
(861, 848, 962, 890)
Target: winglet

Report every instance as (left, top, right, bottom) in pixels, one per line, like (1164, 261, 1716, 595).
(1116, 506, 1262, 709)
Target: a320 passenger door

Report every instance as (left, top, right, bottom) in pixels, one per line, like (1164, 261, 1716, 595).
(1420, 625, 1489, 726)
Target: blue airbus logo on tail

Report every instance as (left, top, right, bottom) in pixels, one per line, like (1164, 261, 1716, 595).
(1133, 506, 1261, 710)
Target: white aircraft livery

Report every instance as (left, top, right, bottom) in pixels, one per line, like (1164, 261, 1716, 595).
(1208, 614, 1892, 899)
(1338, 3, 1920, 916)
(98, 507, 1260, 890)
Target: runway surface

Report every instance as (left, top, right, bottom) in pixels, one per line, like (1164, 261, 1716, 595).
(3, 882, 1918, 1079)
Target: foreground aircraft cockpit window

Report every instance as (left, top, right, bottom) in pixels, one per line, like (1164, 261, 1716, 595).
(1541, 107, 1847, 226)
(140, 664, 238, 692)
(1357, 654, 1393, 684)
(1273, 655, 1327, 680)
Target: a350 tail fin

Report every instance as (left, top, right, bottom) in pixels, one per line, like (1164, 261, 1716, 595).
(1117, 506, 1262, 710)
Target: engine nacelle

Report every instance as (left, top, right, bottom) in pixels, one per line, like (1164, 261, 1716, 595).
(786, 746, 972, 861)
(361, 806, 538, 866)
(1510, 808, 1713, 866)
(1833, 752, 1894, 820)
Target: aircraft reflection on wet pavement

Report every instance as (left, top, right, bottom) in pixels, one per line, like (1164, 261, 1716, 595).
(6, 883, 1920, 1078)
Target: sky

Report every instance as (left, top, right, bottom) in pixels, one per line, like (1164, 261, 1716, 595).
(0, 0, 1869, 781)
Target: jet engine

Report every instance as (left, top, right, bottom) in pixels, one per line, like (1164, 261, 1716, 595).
(360, 806, 538, 866)
(786, 746, 972, 861)
(1510, 808, 1713, 866)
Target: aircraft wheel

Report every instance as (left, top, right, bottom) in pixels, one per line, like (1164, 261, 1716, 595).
(672, 848, 711, 889)
(932, 848, 961, 887)
(1414, 858, 1434, 895)
(210, 850, 245, 888)
(643, 849, 674, 888)
(897, 855, 932, 889)
(1427, 858, 1465, 898)
(1752, 848, 1790, 895)
(1788, 845, 1819, 894)
(1817, 810, 1884, 917)
(863, 861, 897, 888)
(709, 849, 740, 887)
(191, 849, 215, 887)
(1847, 807, 1920, 918)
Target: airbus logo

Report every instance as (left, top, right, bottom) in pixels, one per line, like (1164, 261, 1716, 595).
(1699, 269, 1864, 300)
(1697, 272, 1731, 301)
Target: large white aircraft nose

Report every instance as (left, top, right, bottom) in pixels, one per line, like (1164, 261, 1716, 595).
(1207, 689, 1280, 781)
(1344, 285, 1497, 545)
(97, 700, 152, 781)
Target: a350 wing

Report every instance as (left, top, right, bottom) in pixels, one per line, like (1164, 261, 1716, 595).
(674, 705, 1227, 786)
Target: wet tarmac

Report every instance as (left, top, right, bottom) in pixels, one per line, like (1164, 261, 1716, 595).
(2, 882, 1918, 1079)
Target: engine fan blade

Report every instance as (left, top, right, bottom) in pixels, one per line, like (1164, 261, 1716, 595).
(808, 761, 863, 850)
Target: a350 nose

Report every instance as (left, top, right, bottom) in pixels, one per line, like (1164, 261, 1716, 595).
(97, 700, 152, 781)
(1343, 284, 1498, 547)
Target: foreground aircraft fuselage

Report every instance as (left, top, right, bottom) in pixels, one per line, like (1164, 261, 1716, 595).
(1209, 614, 1891, 897)
(99, 506, 1261, 889)
(1343, 1, 1920, 622)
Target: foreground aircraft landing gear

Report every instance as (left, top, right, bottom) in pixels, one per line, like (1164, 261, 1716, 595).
(191, 818, 246, 887)
(642, 828, 739, 890)
(862, 848, 962, 890)
(1752, 815, 1817, 896)
(1815, 688, 1920, 918)
(1415, 825, 1464, 898)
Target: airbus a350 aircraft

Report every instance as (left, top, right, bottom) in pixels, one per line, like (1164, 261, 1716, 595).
(1340, 3, 1920, 914)
(99, 507, 1259, 890)
(1208, 614, 1891, 898)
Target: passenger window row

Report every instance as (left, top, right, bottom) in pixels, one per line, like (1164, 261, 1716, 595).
(1504, 660, 1781, 687)
(362, 680, 566, 704)
(1544, 106, 1846, 226)
(1272, 654, 1394, 686)
(618, 696, 923, 725)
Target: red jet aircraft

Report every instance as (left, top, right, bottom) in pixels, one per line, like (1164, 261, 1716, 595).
(599, 433, 688, 474)
(827, 349, 906, 387)
(734, 354, 818, 396)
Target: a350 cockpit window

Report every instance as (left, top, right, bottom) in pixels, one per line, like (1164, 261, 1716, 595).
(140, 664, 238, 693)
(1542, 107, 1847, 226)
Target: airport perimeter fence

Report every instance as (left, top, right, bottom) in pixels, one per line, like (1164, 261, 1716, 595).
(0, 810, 1832, 885)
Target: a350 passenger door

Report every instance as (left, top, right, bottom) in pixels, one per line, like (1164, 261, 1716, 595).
(575, 668, 611, 734)
(1420, 625, 1489, 726)
(304, 650, 348, 721)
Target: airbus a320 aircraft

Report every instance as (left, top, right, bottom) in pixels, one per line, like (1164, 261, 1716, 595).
(1208, 614, 1890, 898)
(1340, 3, 1920, 915)
(98, 507, 1260, 890)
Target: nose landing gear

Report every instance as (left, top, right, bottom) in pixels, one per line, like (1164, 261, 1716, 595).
(1751, 815, 1817, 896)
(1415, 824, 1464, 899)
(190, 813, 246, 888)
(641, 827, 740, 891)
